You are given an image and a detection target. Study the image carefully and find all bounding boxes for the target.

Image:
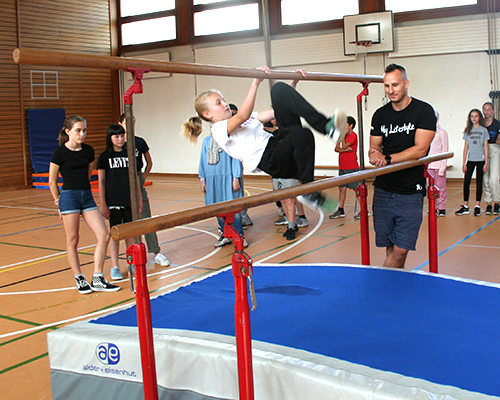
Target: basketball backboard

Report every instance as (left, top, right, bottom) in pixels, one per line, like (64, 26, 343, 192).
(343, 11, 394, 56)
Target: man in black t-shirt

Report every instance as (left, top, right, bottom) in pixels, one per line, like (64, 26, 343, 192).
(369, 64, 437, 269)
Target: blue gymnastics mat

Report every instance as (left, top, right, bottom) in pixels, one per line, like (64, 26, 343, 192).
(49, 265, 500, 400)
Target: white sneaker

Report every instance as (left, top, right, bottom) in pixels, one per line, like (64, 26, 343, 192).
(295, 216, 309, 228)
(325, 108, 347, 142)
(215, 235, 232, 247)
(274, 216, 288, 225)
(110, 266, 123, 280)
(154, 253, 170, 266)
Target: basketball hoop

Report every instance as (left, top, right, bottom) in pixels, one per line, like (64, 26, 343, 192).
(349, 40, 373, 61)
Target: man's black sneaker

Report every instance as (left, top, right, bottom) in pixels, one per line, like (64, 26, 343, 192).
(494, 204, 500, 215)
(283, 226, 298, 240)
(75, 276, 92, 294)
(91, 275, 120, 292)
(485, 205, 493, 215)
(474, 206, 481, 216)
(455, 205, 469, 215)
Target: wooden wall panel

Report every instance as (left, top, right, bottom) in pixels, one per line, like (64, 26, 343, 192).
(0, 0, 117, 189)
(0, 0, 25, 189)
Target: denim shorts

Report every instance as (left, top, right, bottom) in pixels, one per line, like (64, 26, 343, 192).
(59, 189, 98, 215)
(372, 186, 424, 251)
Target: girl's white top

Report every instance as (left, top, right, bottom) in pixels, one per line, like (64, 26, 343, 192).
(211, 112, 272, 173)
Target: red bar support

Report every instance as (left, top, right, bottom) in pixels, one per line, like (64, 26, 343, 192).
(123, 68, 150, 105)
(220, 212, 255, 400)
(356, 184, 370, 265)
(424, 166, 439, 273)
(126, 243, 159, 400)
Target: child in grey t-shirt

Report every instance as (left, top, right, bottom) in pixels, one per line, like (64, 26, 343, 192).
(456, 109, 489, 216)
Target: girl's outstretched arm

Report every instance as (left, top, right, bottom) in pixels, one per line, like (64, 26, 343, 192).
(257, 109, 275, 124)
(227, 66, 270, 134)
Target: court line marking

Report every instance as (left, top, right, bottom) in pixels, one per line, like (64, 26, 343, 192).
(255, 208, 325, 264)
(0, 205, 56, 211)
(413, 215, 500, 271)
(0, 244, 96, 271)
(0, 227, 221, 296)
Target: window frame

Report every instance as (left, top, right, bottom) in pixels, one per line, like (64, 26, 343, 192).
(116, 0, 490, 53)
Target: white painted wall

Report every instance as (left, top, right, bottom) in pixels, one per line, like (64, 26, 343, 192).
(123, 13, 499, 179)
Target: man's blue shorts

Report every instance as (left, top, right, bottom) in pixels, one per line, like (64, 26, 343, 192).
(59, 189, 98, 215)
(372, 186, 423, 251)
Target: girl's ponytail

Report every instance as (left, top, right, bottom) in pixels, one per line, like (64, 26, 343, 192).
(181, 116, 204, 143)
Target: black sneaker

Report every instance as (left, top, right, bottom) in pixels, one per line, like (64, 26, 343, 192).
(329, 208, 346, 219)
(474, 206, 481, 216)
(485, 205, 493, 215)
(438, 209, 447, 217)
(455, 205, 469, 215)
(91, 275, 120, 292)
(75, 276, 92, 294)
(283, 226, 298, 240)
(494, 204, 500, 215)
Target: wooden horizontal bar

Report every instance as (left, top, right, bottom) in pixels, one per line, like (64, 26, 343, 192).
(12, 48, 384, 83)
(111, 152, 453, 241)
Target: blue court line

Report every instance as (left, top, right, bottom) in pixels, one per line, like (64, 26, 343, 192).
(0, 223, 63, 238)
(413, 215, 500, 270)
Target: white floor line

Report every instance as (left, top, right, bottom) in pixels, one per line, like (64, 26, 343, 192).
(0, 205, 56, 211)
(255, 208, 324, 264)
(0, 302, 135, 339)
(0, 228, 220, 294)
(0, 244, 97, 271)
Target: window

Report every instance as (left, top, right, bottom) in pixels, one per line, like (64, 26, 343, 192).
(385, 0, 477, 13)
(119, 0, 176, 47)
(120, 0, 175, 17)
(30, 71, 58, 99)
(194, 3, 260, 36)
(116, 0, 487, 52)
(121, 17, 176, 45)
(281, 0, 358, 26)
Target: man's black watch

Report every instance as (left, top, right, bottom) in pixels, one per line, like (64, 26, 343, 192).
(385, 154, 392, 165)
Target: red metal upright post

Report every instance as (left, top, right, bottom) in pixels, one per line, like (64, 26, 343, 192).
(124, 68, 159, 400)
(356, 82, 371, 265)
(220, 212, 255, 400)
(356, 184, 370, 265)
(127, 243, 159, 400)
(424, 166, 439, 273)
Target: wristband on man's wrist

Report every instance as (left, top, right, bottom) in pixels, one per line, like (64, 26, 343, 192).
(385, 154, 392, 165)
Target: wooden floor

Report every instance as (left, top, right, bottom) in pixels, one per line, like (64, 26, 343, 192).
(1, 175, 499, 399)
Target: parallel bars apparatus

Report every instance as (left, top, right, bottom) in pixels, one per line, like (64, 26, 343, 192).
(13, 48, 453, 400)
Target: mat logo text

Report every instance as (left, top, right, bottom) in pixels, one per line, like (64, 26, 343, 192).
(96, 342, 120, 365)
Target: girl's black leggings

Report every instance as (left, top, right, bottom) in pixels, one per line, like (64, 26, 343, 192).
(463, 160, 485, 202)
